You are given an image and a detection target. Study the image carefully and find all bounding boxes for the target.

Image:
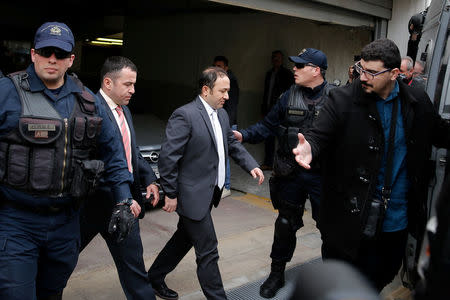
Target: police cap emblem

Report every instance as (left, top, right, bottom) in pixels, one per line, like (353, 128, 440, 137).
(49, 26, 62, 36)
(298, 48, 307, 56)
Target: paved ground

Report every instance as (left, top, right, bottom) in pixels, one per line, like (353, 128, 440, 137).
(64, 143, 412, 300)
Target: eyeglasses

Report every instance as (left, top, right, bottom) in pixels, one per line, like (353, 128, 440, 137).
(35, 47, 72, 59)
(354, 61, 391, 79)
(295, 63, 318, 69)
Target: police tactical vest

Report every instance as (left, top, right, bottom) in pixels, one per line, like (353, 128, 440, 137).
(278, 83, 334, 155)
(0, 71, 102, 197)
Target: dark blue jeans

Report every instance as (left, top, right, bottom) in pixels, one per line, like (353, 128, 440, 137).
(270, 170, 321, 262)
(0, 204, 80, 300)
(224, 124, 237, 189)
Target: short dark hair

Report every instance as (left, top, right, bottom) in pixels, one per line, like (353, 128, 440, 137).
(272, 50, 283, 58)
(198, 66, 228, 94)
(360, 39, 401, 69)
(213, 55, 228, 66)
(100, 56, 137, 83)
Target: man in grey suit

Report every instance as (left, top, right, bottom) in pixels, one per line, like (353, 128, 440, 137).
(79, 56, 159, 300)
(148, 67, 264, 300)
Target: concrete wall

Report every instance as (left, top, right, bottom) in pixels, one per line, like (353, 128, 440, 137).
(387, 0, 431, 56)
(124, 11, 371, 128)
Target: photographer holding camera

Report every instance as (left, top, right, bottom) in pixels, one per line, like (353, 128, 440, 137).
(292, 38, 450, 291)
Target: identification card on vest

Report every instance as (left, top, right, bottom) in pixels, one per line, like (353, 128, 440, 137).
(288, 109, 306, 116)
(28, 124, 56, 139)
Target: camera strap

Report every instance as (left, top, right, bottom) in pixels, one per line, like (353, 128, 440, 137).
(381, 96, 399, 207)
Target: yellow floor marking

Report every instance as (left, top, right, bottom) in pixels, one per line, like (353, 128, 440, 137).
(233, 193, 277, 212)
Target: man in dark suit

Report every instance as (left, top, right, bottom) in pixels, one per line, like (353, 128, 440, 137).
(148, 67, 264, 300)
(79, 56, 160, 300)
(261, 50, 294, 170)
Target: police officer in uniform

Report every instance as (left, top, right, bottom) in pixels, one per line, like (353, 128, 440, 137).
(0, 22, 136, 300)
(234, 48, 334, 298)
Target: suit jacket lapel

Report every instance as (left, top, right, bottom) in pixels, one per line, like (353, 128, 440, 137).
(97, 92, 116, 125)
(196, 97, 218, 149)
(123, 106, 138, 169)
(96, 91, 134, 168)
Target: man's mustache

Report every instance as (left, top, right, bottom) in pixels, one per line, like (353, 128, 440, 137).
(361, 82, 373, 88)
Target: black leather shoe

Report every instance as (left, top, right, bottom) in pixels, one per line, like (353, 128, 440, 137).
(259, 271, 285, 298)
(150, 281, 178, 300)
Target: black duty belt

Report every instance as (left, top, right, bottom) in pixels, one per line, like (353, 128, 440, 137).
(2, 199, 76, 215)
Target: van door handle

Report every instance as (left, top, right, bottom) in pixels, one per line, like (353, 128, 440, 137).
(439, 157, 447, 166)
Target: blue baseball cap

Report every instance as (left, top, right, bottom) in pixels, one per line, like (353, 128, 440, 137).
(34, 22, 74, 52)
(289, 48, 328, 70)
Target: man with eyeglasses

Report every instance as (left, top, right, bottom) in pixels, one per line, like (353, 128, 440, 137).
(293, 38, 450, 291)
(0, 22, 136, 300)
(234, 48, 335, 298)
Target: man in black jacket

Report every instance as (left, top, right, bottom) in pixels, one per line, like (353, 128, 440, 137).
(213, 55, 240, 197)
(293, 38, 450, 291)
(213, 56, 239, 128)
(79, 56, 160, 300)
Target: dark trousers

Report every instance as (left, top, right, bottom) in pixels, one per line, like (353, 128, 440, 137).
(0, 204, 80, 300)
(80, 190, 155, 300)
(270, 171, 321, 262)
(322, 229, 408, 291)
(148, 210, 227, 300)
(263, 135, 276, 166)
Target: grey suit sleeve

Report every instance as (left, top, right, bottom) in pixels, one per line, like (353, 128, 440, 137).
(157, 108, 191, 198)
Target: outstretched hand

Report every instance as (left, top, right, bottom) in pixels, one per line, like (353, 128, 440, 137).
(292, 133, 312, 169)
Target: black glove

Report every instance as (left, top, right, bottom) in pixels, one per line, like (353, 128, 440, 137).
(108, 202, 135, 243)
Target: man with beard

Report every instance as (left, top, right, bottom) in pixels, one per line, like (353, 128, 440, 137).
(293, 38, 450, 291)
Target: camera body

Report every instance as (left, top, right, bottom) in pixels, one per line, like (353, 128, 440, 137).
(361, 198, 385, 239)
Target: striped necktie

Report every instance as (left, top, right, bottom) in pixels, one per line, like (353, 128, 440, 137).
(115, 106, 132, 172)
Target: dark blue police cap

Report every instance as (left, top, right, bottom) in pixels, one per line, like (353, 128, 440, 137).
(34, 22, 74, 52)
(289, 48, 328, 70)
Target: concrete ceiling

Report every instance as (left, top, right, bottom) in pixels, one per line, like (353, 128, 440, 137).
(0, 0, 247, 43)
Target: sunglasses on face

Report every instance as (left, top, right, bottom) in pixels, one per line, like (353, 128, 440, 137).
(295, 63, 318, 69)
(354, 61, 392, 80)
(35, 47, 72, 59)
